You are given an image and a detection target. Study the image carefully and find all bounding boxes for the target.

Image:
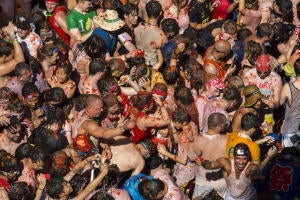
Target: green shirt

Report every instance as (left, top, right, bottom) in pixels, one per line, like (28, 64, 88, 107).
(66, 9, 96, 35)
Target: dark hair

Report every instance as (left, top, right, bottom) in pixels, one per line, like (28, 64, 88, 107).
(163, 66, 179, 85)
(0, 150, 22, 174)
(146, 0, 162, 18)
(76, 35, 106, 59)
(139, 139, 157, 158)
(190, 70, 205, 93)
(130, 91, 153, 111)
(161, 18, 180, 39)
(237, 28, 252, 41)
(148, 155, 163, 170)
(256, 23, 273, 38)
(57, 61, 72, 76)
(223, 20, 237, 35)
(122, 3, 139, 16)
(15, 143, 32, 161)
(50, 151, 71, 178)
(8, 182, 30, 200)
(45, 177, 64, 198)
(132, 63, 151, 81)
(22, 82, 39, 97)
(246, 40, 263, 66)
(101, 164, 120, 187)
(69, 174, 88, 197)
(14, 62, 31, 77)
(0, 115, 21, 133)
(15, 143, 47, 163)
(174, 86, 194, 106)
(223, 87, 241, 101)
(89, 59, 107, 75)
(275, 0, 293, 23)
(138, 179, 165, 199)
(0, 43, 13, 57)
(207, 113, 227, 130)
(37, 45, 55, 61)
(241, 113, 259, 131)
(44, 87, 66, 103)
(172, 108, 191, 123)
(97, 73, 120, 96)
(294, 57, 300, 76)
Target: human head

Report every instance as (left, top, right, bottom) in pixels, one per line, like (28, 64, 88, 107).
(205, 75, 226, 97)
(223, 87, 241, 111)
(45, 0, 60, 13)
(123, 3, 139, 27)
(38, 45, 59, 65)
(190, 70, 205, 95)
(152, 82, 167, 101)
(138, 179, 166, 200)
(245, 40, 262, 66)
(163, 65, 179, 85)
(97, 73, 120, 96)
(131, 91, 156, 114)
(174, 86, 194, 108)
(273, 0, 293, 23)
(106, 58, 125, 78)
(161, 18, 180, 40)
(0, 150, 22, 181)
(227, 76, 245, 92)
(15, 62, 33, 83)
(15, 16, 31, 39)
(241, 113, 259, 132)
(8, 182, 30, 200)
(79, 35, 106, 59)
(44, 87, 66, 107)
(222, 20, 237, 39)
(137, 139, 156, 159)
(207, 112, 227, 130)
(243, 85, 262, 108)
(131, 63, 151, 81)
(234, 143, 251, 171)
(0, 87, 15, 111)
(46, 177, 72, 198)
(102, 93, 120, 121)
(213, 40, 231, 59)
(146, 0, 162, 19)
(89, 59, 107, 75)
(50, 151, 71, 178)
(56, 61, 72, 83)
(255, 54, 271, 79)
(21, 82, 39, 108)
(77, 0, 93, 12)
(0, 116, 23, 143)
(172, 108, 190, 132)
(256, 23, 273, 39)
(0, 43, 13, 64)
(85, 94, 103, 117)
(245, 0, 258, 9)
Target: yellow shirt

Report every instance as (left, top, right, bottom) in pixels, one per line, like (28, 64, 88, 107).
(226, 131, 260, 161)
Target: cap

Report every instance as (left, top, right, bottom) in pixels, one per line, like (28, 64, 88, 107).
(234, 143, 251, 159)
(206, 78, 226, 90)
(256, 54, 270, 72)
(15, 16, 31, 30)
(243, 85, 262, 107)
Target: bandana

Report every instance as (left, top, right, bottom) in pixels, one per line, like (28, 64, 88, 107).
(256, 54, 270, 72)
(137, 98, 154, 110)
(206, 78, 226, 90)
(151, 89, 166, 97)
(25, 92, 39, 99)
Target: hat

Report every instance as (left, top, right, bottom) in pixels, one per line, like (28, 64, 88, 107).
(206, 78, 226, 90)
(94, 10, 125, 31)
(256, 54, 270, 72)
(234, 143, 251, 159)
(243, 85, 262, 107)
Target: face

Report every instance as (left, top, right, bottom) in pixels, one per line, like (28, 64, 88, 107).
(234, 155, 248, 171)
(17, 28, 29, 39)
(80, 0, 93, 12)
(87, 99, 103, 117)
(56, 68, 68, 83)
(107, 104, 120, 121)
(6, 126, 21, 142)
(125, 11, 139, 26)
(206, 85, 220, 97)
(19, 69, 33, 83)
(45, 1, 59, 13)
(62, 181, 73, 196)
(23, 96, 39, 108)
(46, 51, 58, 65)
(173, 121, 184, 132)
(256, 69, 271, 79)
(32, 160, 44, 170)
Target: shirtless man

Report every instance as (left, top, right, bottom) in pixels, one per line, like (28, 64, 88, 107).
(0, 22, 25, 88)
(203, 39, 236, 81)
(72, 94, 134, 152)
(190, 113, 229, 199)
(202, 143, 259, 200)
(0, 116, 26, 155)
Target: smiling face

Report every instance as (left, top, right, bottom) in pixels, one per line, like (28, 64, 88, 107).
(234, 155, 248, 172)
(45, 1, 59, 13)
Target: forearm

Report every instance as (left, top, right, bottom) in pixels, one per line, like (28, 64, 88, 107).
(34, 186, 45, 200)
(227, 2, 238, 13)
(102, 127, 125, 139)
(160, 150, 187, 165)
(64, 159, 89, 181)
(12, 39, 25, 62)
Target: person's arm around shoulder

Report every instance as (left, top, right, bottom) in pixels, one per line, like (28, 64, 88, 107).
(0, 22, 25, 76)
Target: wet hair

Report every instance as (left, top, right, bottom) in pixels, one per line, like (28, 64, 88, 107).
(75, 35, 106, 60)
(146, 0, 162, 19)
(163, 65, 179, 85)
(138, 179, 165, 199)
(50, 151, 71, 178)
(246, 40, 263, 66)
(0, 43, 13, 57)
(139, 139, 156, 158)
(161, 18, 180, 39)
(256, 23, 273, 38)
(0, 87, 16, 102)
(126, 56, 146, 68)
(37, 45, 55, 61)
(132, 63, 151, 81)
(0, 115, 21, 133)
(73, 96, 86, 112)
(172, 108, 191, 123)
(237, 28, 252, 41)
(45, 177, 64, 198)
(152, 82, 167, 97)
(8, 182, 30, 200)
(14, 62, 31, 77)
(89, 59, 107, 75)
(57, 61, 72, 77)
(223, 87, 241, 101)
(97, 73, 120, 96)
(44, 87, 66, 104)
(0, 150, 22, 174)
(130, 91, 153, 111)
(179, 56, 202, 78)
(223, 20, 237, 35)
(272, 22, 295, 44)
(102, 93, 119, 110)
(190, 70, 205, 93)
(15, 143, 46, 164)
(46, 107, 67, 126)
(101, 164, 120, 187)
(8, 100, 25, 116)
(294, 57, 300, 76)
(241, 113, 259, 131)
(207, 113, 227, 129)
(22, 82, 39, 98)
(122, 3, 139, 17)
(275, 0, 293, 23)
(174, 86, 194, 106)
(69, 174, 88, 198)
(148, 155, 163, 170)
(107, 58, 125, 76)
(227, 76, 245, 91)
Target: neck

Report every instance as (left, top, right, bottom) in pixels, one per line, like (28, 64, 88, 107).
(125, 21, 134, 30)
(75, 5, 85, 14)
(211, 51, 219, 61)
(239, 130, 251, 137)
(146, 18, 158, 26)
(206, 129, 219, 135)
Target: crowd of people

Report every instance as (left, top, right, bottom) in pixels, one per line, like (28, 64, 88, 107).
(0, 0, 300, 199)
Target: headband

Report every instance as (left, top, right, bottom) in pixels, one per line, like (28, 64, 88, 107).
(138, 98, 154, 110)
(151, 89, 167, 97)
